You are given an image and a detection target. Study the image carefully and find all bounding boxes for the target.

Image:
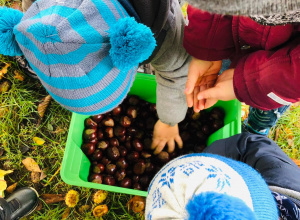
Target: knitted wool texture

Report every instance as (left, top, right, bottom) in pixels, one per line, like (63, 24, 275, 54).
(0, 0, 156, 115)
(145, 153, 278, 220)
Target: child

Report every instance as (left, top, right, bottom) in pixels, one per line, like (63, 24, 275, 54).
(146, 133, 300, 220)
(182, 3, 299, 136)
(0, 0, 191, 154)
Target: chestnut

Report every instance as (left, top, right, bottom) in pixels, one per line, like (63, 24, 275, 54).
(81, 143, 96, 156)
(83, 129, 97, 141)
(143, 138, 152, 150)
(141, 151, 151, 159)
(136, 120, 145, 129)
(127, 106, 137, 119)
(210, 107, 225, 120)
(89, 173, 104, 184)
(112, 106, 122, 116)
(92, 163, 105, 174)
(202, 125, 211, 135)
(97, 130, 104, 140)
(101, 156, 111, 166)
(135, 130, 144, 139)
(84, 118, 98, 129)
(194, 144, 205, 153)
(117, 135, 126, 143)
(119, 146, 128, 157)
(191, 112, 201, 120)
(212, 120, 224, 131)
(145, 162, 154, 173)
(116, 158, 129, 169)
(102, 117, 114, 127)
(128, 95, 140, 105)
(146, 118, 156, 130)
(104, 127, 114, 138)
(104, 175, 116, 186)
(133, 160, 146, 175)
(157, 151, 170, 164)
(127, 127, 137, 136)
(181, 131, 191, 142)
(133, 182, 142, 190)
(91, 149, 103, 161)
(106, 164, 117, 175)
(86, 138, 98, 144)
(109, 138, 119, 147)
(125, 141, 132, 150)
(126, 151, 139, 163)
(97, 140, 109, 150)
(132, 175, 140, 183)
(132, 139, 143, 152)
(125, 135, 133, 142)
(106, 147, 120, 161)
(149, 104, 156, 112)
(91, 114, 105, 123)
(114, 126, 126, 137)
(196, 131, 207, 142)
(115, 169, 126, 181)
(120, 116, 131, 127)
(139, 175, 150, 187)
(120, 178, 132, 188)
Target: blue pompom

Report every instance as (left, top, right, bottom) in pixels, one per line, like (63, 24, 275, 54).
(0, 7, 23, 56)
(109, 17, 156, 71)
(186, 192, 257, 220)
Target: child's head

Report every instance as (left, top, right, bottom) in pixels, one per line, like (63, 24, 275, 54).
(146, 153, 278, 220)
(0, 0, 156, 115)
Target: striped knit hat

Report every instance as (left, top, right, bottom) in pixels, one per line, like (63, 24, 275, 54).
(0, 0, 156, 115)
(146, 153, 278, 220)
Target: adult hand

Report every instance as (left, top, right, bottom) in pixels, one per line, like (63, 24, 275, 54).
(151, 120, 183, 155)
(197, 69, 236, 109)
(185, 57, 222, 112)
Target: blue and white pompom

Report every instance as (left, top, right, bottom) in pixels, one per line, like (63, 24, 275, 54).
(109, 17, 156, 71)
(0, 7, 23, 56)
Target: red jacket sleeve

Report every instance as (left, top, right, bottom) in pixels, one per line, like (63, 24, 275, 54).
(183, 5, 235, 61)
(233, 38, 300, 110)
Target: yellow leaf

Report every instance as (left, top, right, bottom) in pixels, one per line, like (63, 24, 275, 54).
(14, 70, 24, 81)
(62, 207, 70, 220)
(37, 95, 52, 118)
(0, 169, 13, 180)
(33, 137, 45, 145)
(6, 183, 17, 194)
(22, 157, 41, 172)
(31, 172, 40, 183)
(0, 169, 13, 198)
(0, 63, 11, 80)
(65, 190, 79, 207)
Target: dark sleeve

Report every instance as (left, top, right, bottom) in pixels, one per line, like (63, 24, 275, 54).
(203, 132, 300, 192)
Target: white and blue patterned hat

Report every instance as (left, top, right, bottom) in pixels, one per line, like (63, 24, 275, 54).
(0, 1, 156, 115)
(146, 153, 278, 220)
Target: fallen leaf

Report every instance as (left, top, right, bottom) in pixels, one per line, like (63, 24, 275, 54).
(127, 196, 145, 214)
(0, 169, 13, 198)
(41, 194, 65, 204)
(40, 170, 47, 181)
(35, 201, 43, 211)
(31, 172, 40, 183)
(292, 159, 300, 168)
(93, 190, 108, 204)
(14, 70, 24, 81)
(93, 205, 108, 218)
(62, 207, 70, 220)
(22, 157, 41, 172)
(33, 137, 45, 146)
(274, 128, 280, 142)
(0, 63, 11, 80)
(0, 80, 12, 93)
(78, 205, 91, 213)
(37, 95, 52, 118)
(292, 148, 299, 159)
(11, 1, 22, 11)
(6, 183, 17, 193)
(287, 138, 294, 147)
(65, 190, 79, 207)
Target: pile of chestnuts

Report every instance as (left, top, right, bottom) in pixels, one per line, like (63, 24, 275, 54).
(81, 95, 225, 191)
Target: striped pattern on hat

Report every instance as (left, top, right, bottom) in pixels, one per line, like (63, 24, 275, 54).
(13, 0, 137, 115)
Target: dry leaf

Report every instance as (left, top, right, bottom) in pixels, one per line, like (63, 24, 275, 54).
(31, 172, 40, 183)
(14, 70, 24, 81)
(11, 1, 22, 11)
(38, 95, 52, 118)
(127, 196, 145, 214)
(6, 183, 17, 193)
(93, 190, 108, 204)
(41, 194, 65, 204)
(33, 137, 45, 146)
(35, 201, 43, 211)
(93, 205, 108, 218)
(287, 138, 294, 147)
(65, 190, 79, 207)
(292, 159, 300, 168)
(274, 128, 280, 142)
(0, 169, 13, 198)
(0, 63, 11, 80)
(22, 157, 41, 172)
(40, 170, 47, 181)
(0, 80, 12, 93)
(78, 205, 91, 213)
(62, 207, 70, 220)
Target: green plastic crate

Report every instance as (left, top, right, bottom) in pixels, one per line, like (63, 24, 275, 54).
(61, 73, 241, 197)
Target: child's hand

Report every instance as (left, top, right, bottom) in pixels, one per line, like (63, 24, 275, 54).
(185, 57, 222, 112)
(151, 120, 183, 155)
(197, 69, 236, 109)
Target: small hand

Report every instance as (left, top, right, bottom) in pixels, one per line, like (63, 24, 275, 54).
(151, 120, 183, 155)
(197, 69, 236, 109)
(185, 57, 222, 112)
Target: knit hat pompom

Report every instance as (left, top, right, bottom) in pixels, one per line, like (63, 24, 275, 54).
(186, 192, 256, 220)
(0, 7, 23, 56)
(109, 17, 156, 71)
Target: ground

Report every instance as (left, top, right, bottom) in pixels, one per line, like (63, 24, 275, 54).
(0, 1, 300, 219)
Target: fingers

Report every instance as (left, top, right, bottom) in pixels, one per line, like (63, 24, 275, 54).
(204, 98, 218, 110)
(174, 135, 183, 149)
(197, 86, 219, 100)
(186, 92, 194, 108)
(153, 140, 167, 155)
(167, 139, 175, 153)
(193, 86, 201, 112)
